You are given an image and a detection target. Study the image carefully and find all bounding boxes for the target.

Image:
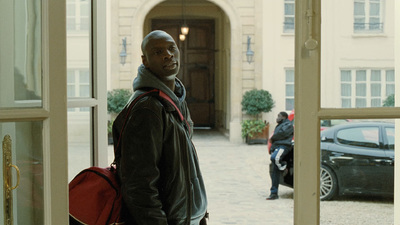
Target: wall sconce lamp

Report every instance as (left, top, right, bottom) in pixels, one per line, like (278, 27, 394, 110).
(119, 37, 127, 65)
(246, 36, 254, 64)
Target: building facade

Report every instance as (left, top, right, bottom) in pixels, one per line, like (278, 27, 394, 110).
(107, 0, 395, 142)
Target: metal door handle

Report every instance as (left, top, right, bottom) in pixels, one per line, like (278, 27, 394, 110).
(3, 134, 20, 225)
(6, 164, 20, 191)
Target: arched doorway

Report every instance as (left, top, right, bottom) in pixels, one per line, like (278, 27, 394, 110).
(143, 1, 233, 131)
(151, 19, 215, 128)
(125, 0, 243, 141)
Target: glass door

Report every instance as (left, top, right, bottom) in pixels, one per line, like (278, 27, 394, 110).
(0, 0, 68, 224)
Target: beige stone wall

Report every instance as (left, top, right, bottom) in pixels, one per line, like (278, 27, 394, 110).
(109, 0, 261, 142)
(108, 0, 396, 142)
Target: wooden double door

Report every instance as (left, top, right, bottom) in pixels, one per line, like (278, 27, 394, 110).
(152, 19, 215, 128)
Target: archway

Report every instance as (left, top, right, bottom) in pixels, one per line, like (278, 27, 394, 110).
(129, 0, 243, 141)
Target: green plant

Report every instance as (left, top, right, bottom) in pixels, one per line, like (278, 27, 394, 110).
(107, 89, 132, 138)
(107, 119, 114, 134)
(240, 89, 274, 139)
(107, 89, 132, 114)
(241, 119, 266, 138)
(383, 94, 395, 107)
(241, 89, 275, 119)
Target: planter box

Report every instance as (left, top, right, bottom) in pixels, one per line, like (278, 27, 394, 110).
(246, 123, 269, 145)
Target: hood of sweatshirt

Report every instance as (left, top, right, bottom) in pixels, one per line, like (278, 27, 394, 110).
(132, 64, 186, 106)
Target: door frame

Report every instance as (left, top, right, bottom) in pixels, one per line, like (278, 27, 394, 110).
(294, 0, 400, 224)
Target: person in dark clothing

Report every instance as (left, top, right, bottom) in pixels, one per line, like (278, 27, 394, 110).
(266, 111, 294, 200)
(113, 30, 208, 224)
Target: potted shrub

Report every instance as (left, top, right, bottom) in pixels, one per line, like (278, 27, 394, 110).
(241, 89, 275, 144)
(107, 88, 132, 144)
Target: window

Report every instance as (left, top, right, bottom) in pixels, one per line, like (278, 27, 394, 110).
(285, 69, 294, 110)
(67, 0, 90, 31)
(340, 69, 395, 108)
(284, 0, 295, 33)
(337, 127, 379, 148)
(354, 0, 384, 32)
(385, 127, 395, 150)
(67, 69, 90, 98)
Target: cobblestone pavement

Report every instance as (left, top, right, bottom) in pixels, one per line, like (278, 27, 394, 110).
(191, 129, 394, 225)
(192, 129, 294, 225)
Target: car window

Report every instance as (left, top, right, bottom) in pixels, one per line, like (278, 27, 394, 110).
(330, 119, 348, 126)
(336, 126, 379, 148)
(321, 119, 349, 127)
(385, 127, 395, 150)
(321, 120, 330, 127)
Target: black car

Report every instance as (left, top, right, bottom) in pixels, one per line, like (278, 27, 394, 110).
(278, 121, 395, 201)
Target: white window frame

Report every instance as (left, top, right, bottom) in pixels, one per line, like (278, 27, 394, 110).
(294, 1, 399, 224)
(354, 0, 384, 33)
(285, 68, 295, 110)
(340, 69, 395, 108)
(67, 68, 90, 98)
(284, 0, 295, 33)
(67, 0, 90, 32)
(66, 1, 108, 168)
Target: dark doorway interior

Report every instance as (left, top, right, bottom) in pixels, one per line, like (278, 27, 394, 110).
(152, 19, 215, 128)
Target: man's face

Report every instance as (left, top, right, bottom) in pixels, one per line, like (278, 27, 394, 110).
(142, 33, 180, 82)
(276, 114, 285, 123)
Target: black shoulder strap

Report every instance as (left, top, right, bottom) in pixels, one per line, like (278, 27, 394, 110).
(112, 89, 190, 166)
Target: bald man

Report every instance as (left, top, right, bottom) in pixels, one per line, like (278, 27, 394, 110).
(113, 30, 208, 225)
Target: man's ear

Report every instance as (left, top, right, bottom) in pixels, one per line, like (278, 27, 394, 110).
(141, 55, 148, 67)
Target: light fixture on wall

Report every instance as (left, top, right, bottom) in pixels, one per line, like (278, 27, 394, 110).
(180, 0, 189, 40)
(181, 24, 189, 35)
(246, 36, 254, 64)
(179, 34, 186, 41)
(119, 37, 127, 65)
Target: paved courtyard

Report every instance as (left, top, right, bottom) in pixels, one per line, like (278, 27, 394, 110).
(106, 129, 394, 225)
(192, 129, 294, 225)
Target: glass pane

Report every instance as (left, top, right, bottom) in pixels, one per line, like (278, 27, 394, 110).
(0, 1, 42, 109)
(67, 0, 92, 184)
(68, 107, 92, 181)
(67, 1, 91, 98)
(67, 85, 76, 97)
(356, 84, 366, 96)
(370, 3, 380, 16)
(285, 4, 295, 15)
(321, 0, 395, 108)
(386, 84, 395, 96)
(371, 83, 381, 96)
(371, 98, 381, 107)
(81, 2, 89, 17)
(341, 84, 351, 96)
(286, 99, 294, 111)
(286, 84, 294, 96)
(286, 70, 294, 82)
(341, 70, 351, 81)
(371, 70, 381, 81)
(354, 2, 365, 16)
(80, 85, 90, 97)
(1, 121, 44, 224)
(342, 99, 351, 108)
(386, 70, 395, 81)
(319, 119, 395, 224)
(356, 98, 367, 107)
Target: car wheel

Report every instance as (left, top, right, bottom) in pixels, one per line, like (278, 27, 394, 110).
(320, 165, 338, 201)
